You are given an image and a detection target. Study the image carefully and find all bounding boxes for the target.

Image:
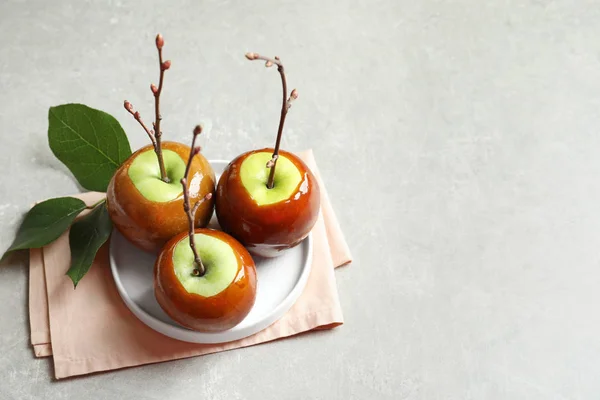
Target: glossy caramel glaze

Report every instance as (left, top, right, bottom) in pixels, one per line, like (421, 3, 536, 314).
(215, 148, 320, 257)
(154, 229, 257, 332)
(106, 142, 216, 253)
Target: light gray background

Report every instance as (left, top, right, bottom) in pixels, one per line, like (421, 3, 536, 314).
(1, 0, 600, 398)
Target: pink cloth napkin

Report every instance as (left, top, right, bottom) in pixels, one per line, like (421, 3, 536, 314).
(29, 150, 351, 379)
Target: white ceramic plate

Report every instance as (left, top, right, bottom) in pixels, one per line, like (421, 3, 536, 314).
(109, 160, 313, 344)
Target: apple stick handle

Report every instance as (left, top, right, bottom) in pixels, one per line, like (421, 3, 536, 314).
(180, 125, 210, 277)
(245, 53, 299, 190)
(266, 87, 299, 186)
(123, 34, 171, 184)
(152, 33, 171, 183)
(123, 101, 157, 149)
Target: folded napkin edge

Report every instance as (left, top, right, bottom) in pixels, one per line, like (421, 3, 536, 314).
(52, 307, 343, 379)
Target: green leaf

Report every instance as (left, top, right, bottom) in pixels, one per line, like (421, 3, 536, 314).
(48, 104, 132, 192)
(3, 197, 87, 257)
(67, 201, 112, 288)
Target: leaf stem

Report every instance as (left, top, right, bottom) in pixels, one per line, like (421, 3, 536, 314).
(86, 198, 106, 210)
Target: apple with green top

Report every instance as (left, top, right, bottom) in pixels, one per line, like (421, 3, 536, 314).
(154, 127, 257, 332)
(106, 34, 215, 252)
(215, 53, 320, 258)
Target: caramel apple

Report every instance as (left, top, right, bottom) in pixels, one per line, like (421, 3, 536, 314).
(106, 140, 215, 252)
(106, 34, 215, 252)
(154, 127, 257, 332)
(154, 229, 257, 332)
(216, 148, 319, 257)
(215, 53, 320, 257)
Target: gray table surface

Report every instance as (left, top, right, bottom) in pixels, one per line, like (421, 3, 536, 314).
(1, 0, 599, 398)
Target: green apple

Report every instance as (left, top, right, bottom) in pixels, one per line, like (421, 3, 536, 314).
(172, 233, 238, 297)
(128, 149, 186, 202)
(239, 152, 302, 205)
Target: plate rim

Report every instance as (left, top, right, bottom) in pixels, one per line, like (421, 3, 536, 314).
(109, 159, 314, 344)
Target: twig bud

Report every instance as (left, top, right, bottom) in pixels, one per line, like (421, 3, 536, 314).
(266, 154, 279, 168)
(156, 34, 164, 49)
(265, 60, 273, 68)
(192, 146, 201, 155)
(286, 89, 299, 111)
(124, 100, 133, 112)
(245, 52, 258, 60)
(162, 60, 171, 70)
(193, 125, 203, 136)
(151, 83, 158, 94)
(134, 111, 141, 120)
